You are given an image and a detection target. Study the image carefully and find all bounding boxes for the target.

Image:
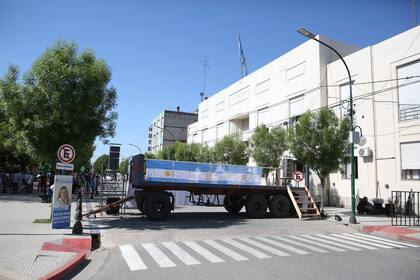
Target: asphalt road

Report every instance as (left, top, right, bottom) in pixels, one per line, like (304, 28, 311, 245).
(72, 207, 420, 280)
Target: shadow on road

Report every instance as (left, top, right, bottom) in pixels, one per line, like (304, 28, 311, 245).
(88, 211, 252, 231)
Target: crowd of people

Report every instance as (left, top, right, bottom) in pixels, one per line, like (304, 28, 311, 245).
(0, 170, 101, 200)
(0, 171, 36, 194)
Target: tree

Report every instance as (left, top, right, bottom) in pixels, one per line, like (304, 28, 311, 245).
(157, 144, 176, 160)
(144, 152, 156, 159)
(119, 158, 129, 174)
(213, 136, 249, 165)
(93, 154, 109, 173)
(250, 124, 288, 168)
(288, 108, 350, 213)
(0, 41, 117, 165)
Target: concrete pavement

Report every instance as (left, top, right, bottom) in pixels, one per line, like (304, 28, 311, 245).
(0, 193, 91, 280)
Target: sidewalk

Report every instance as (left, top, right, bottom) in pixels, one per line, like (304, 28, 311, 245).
(0, 193, 91, 280)
(324, 207, 420, 244)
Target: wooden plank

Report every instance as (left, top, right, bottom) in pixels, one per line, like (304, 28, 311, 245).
(287, 186, 302, 220)
(304, 186, 321, 216)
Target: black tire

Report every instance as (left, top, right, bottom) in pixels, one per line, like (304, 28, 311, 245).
(245, 195, 268, 218)
(143, 192, 172, 221)
(269, 194, 291, 218)
(224, 195, 244, 214)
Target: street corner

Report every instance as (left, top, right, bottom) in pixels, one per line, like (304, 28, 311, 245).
(39, 236, 92, 280)
(360, 225, 420, 244)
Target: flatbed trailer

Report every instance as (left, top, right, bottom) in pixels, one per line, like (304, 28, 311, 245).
(129, 154, 320, 220)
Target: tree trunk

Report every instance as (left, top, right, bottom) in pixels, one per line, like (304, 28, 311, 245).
(320, 177, 325, 216)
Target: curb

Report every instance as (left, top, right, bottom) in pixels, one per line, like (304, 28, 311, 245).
(359, 225, 420, 244)
(39, 237, 92, 280)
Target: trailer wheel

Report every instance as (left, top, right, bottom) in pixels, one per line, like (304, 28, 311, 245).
(224, 195, 244, 214)
(245, 195, 267, 218)
(269, 194, 291, 218)
(143, 192, 171, 221)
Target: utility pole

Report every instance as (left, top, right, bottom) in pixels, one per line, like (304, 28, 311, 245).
(298, 27, 357, 224)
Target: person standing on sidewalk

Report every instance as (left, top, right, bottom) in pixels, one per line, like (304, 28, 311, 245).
(12, 170, 21, 193)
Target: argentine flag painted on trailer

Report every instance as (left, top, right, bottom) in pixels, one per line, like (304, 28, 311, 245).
(145, 159, 263, 186)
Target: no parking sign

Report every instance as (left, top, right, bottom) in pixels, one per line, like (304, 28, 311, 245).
(57, 144, 76, 163)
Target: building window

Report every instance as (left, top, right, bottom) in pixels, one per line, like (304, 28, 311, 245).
(398, 60, 420, 121)
(289, 95, 305, 117)
(343, 157, 358, 179)
(401, 142, 420, 180)
(257, 107, 270, 126)
(148, 147, 151, 151)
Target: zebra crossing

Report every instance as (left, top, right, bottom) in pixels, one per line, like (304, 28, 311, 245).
(118, 233, 419, 272)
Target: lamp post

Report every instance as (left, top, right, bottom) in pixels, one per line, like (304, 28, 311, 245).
(127, 143, 142, 154)
(297, 27, 357, 224)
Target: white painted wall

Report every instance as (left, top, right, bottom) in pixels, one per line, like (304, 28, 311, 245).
(327, 26, 420, 206)
(187, 26, 420, 207)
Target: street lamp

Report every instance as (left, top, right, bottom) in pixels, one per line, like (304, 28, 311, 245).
(127, 143, 142, 154)
(297, 27, 357, 224)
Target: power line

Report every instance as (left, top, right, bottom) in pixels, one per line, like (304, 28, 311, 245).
(189, 78, 420, 144)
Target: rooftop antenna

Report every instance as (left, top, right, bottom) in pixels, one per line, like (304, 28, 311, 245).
(238, 33, 248, 78)
(413, 0, 417, 27)
(203, 56, 209, 96)
(200, 92, 204, 102)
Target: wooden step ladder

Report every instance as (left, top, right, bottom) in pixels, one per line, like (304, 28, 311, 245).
(287, 186, 321, 220)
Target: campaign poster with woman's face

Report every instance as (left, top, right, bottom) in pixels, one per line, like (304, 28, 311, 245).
(52, 175, 73, 228)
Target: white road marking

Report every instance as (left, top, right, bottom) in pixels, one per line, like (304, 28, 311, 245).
(255, 237, 309, 255)
(287, 235, 346, 252)
(238, 238, 290, 257)
(221, 238, 271, 259)
(142, 243, 176, 268)
(332, 234, 393, 249)
(316, 234, 378, 250)
(353, 233, 419, 248)
(203, 240, 248, 261)
(272, 236, 328, 253)
(183, 241, 224, 263)
(302, 235, 362, 251)
(119, 245, 147, 271)
(344, 233, 406, 248)
(162, 242, 200, 265)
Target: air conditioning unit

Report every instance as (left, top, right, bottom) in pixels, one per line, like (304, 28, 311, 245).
(358, 147, 373, 157)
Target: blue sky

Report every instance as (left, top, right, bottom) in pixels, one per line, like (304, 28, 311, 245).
(0, 0, 414, 161)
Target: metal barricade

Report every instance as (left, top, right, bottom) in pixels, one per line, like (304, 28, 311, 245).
(391, 190, 419, 226)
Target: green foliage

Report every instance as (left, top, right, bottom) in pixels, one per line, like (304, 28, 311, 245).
(288, 107, 350, 184)
(250, 124, 287, 168)
(213, 136, 249, 165)
(157, 144, 176, 160)
(144, 152, 156, 159)
(93, 154, 109, 173)
(0, 41, 117, 166)
(119, 158, 129, 174)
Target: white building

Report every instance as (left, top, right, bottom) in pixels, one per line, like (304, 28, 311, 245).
(188, 26, 420, 207)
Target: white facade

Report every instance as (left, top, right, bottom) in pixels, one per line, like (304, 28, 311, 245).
(188, 27, 420, 207)
(327, 26, 420, 206)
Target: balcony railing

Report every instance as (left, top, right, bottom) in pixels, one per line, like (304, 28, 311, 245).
(400, 104, 420, 122)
